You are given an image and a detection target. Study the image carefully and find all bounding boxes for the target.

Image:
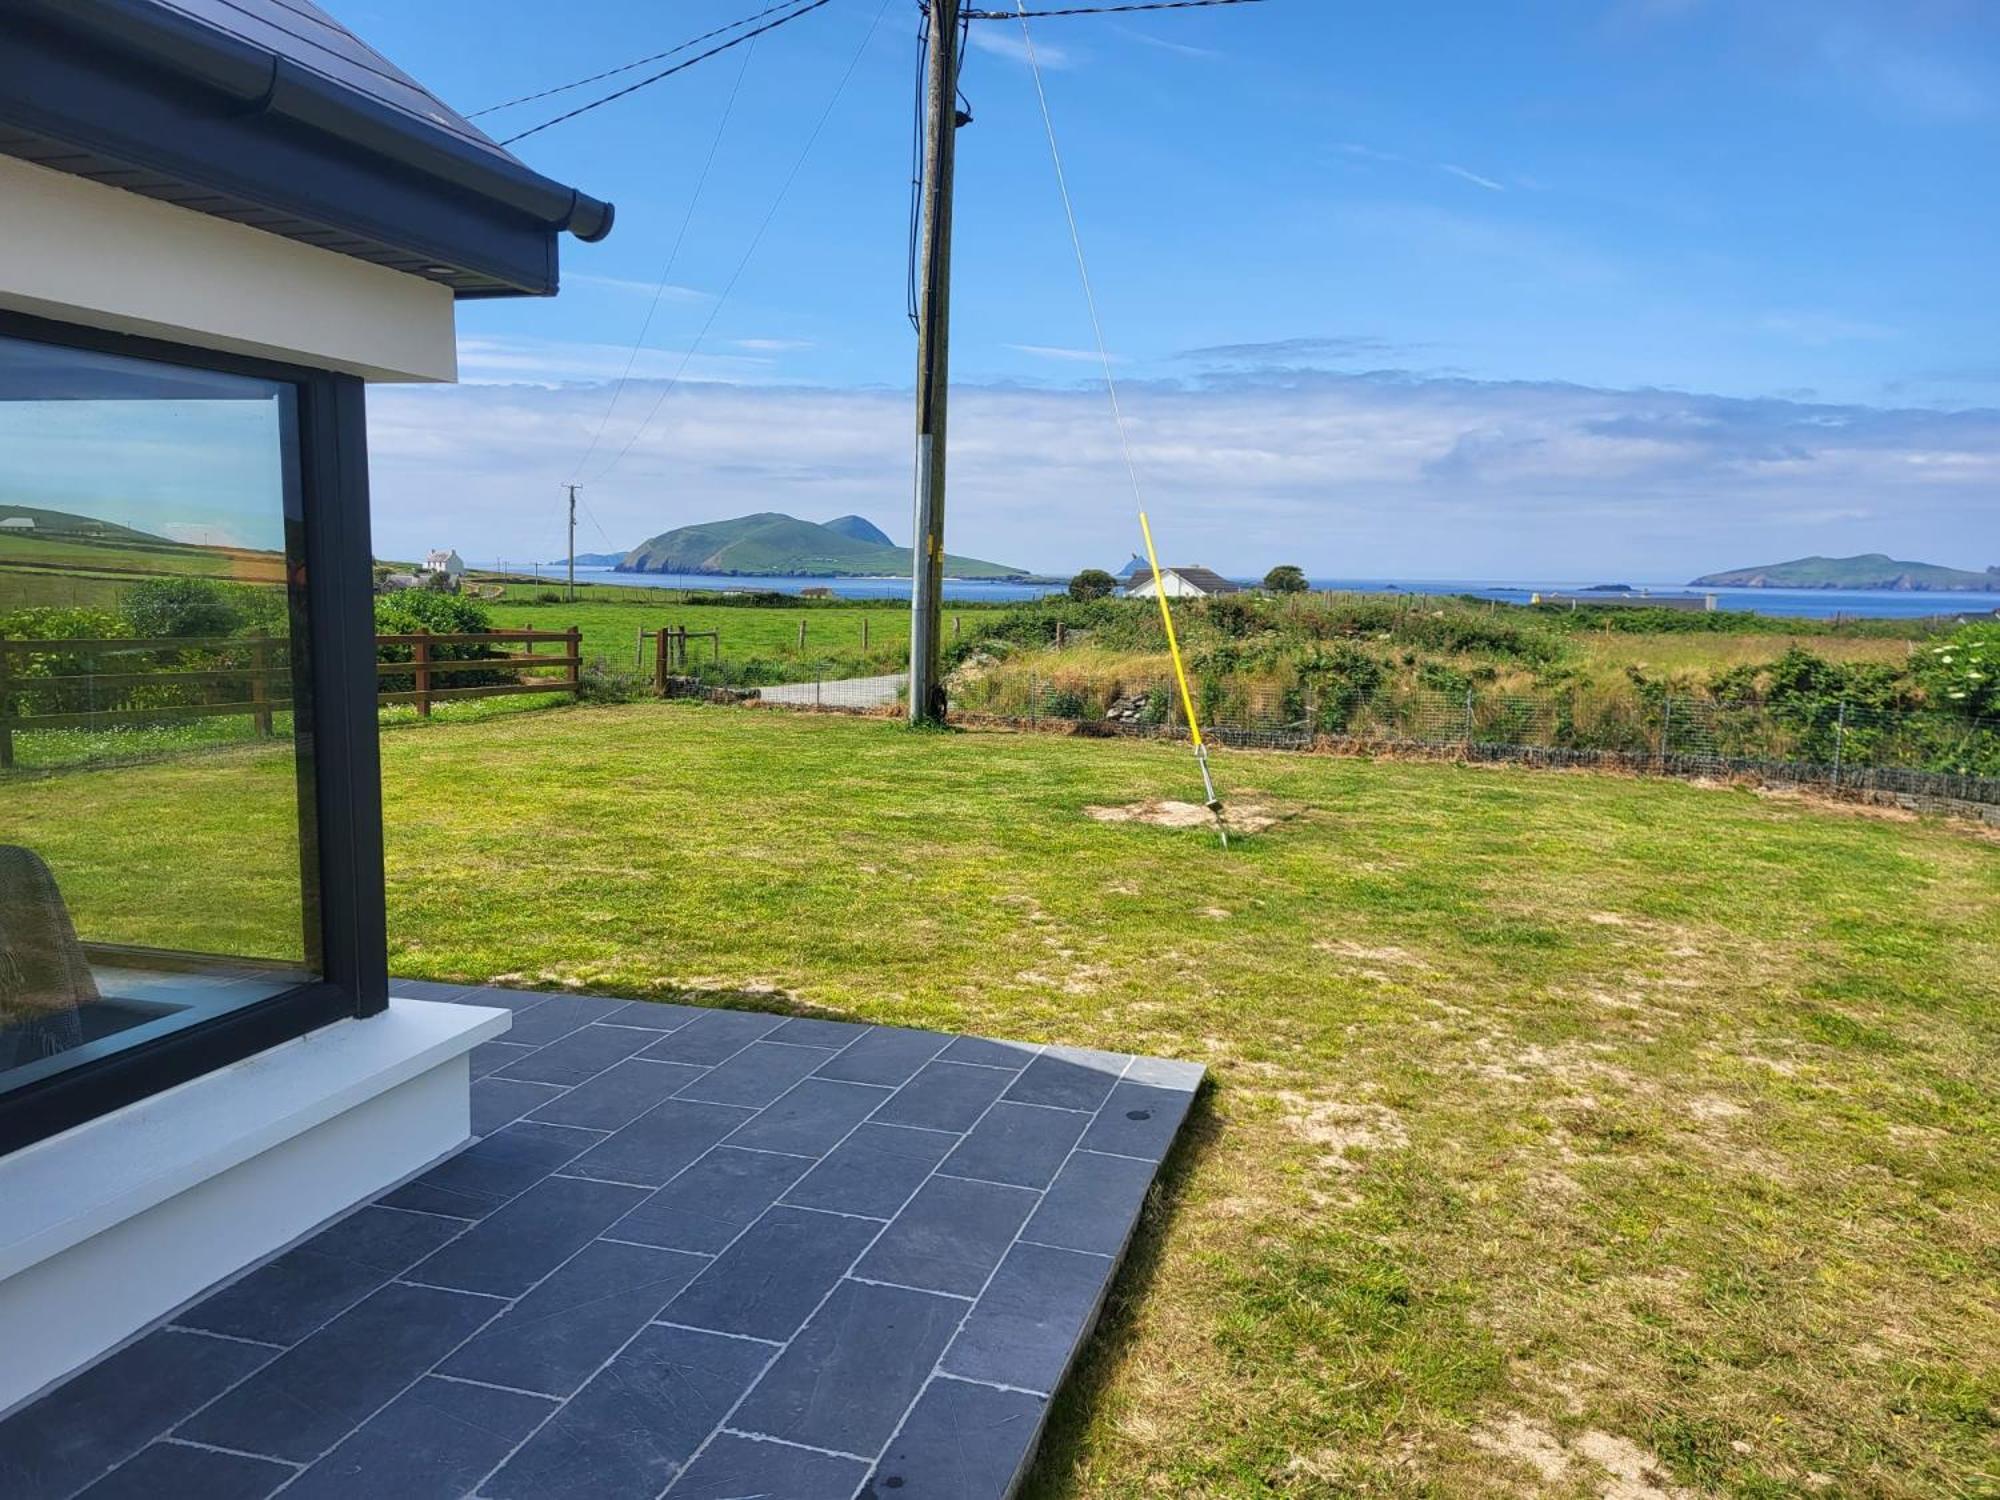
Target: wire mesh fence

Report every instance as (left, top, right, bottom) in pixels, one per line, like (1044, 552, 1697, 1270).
(934, 673, 2000, 811)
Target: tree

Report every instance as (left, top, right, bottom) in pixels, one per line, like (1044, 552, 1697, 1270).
(1068, 568, 1117, 601)
(1263, 564, 1309, 594)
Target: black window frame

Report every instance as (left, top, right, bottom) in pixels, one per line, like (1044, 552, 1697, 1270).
(0, 308, 387, 1157)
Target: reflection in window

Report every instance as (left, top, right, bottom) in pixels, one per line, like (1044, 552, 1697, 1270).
(0, 332, 317, 1094)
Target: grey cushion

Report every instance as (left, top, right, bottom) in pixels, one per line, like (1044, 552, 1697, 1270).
(0, 845, 92, 1067)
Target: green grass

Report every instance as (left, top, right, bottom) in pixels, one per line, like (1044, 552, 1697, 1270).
(4, 706, 1996, 1497)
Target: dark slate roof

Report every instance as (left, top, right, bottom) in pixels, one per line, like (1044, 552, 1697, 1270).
(0, 0, 614, 297)
(1155, 567, 1243, 595)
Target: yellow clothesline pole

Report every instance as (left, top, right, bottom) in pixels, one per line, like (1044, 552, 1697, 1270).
(1138, 511, 1227, 847)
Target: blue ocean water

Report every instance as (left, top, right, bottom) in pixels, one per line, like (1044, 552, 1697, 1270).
(486, 566, 1996, 622)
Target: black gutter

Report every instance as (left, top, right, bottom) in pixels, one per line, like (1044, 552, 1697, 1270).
(13, 0, 613, 242)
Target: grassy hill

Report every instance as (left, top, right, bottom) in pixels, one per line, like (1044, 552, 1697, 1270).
(619, 511, 1027, 579)
(822, 514, 895, 547)
(1693, 553, 2000, 591)
(0, 503, 169, 542)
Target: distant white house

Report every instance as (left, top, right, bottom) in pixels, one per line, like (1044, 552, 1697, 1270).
(421, 548, 465, 579)
(1126, 566, 1242, 599)
(0, 516, 35, 531)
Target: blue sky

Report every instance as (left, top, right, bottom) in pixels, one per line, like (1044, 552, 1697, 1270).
(352, 0, 2000, 580)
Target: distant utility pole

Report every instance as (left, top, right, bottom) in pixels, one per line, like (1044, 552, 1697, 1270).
(565, 483, 579, 602)
(908, 0, 965, 726)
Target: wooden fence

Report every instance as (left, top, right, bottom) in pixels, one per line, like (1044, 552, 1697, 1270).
(0, 626, 581, 767)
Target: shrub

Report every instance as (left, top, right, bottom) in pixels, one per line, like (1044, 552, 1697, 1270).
(124, 577, 286, 639)
(1068, 569, 1117, 601)
(374, 590, 508, 693)
(1914, 624, 1998, 719)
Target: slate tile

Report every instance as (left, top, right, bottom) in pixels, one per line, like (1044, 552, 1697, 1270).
(813, 1027, 952, 1087)
(175, 1205, 465, 1345)
(864, 1376, 1047, 1500)
(439, 1240, 708, 1397)
(386, 978, 480, 1003)
(726, 1079, 886, 1158)
(500, 994, 630, 1047)
(1002, 1046, 1129, 1112)
(0, 1330, 275, 1500)
(407, 1175, 649, 1297)
(941, 1102, 1087, 1189)
(495, 1023, 655, 1086)
(472, 1076, 568, 1134)
(483, 1325, 767, 1500)
(598, 999, 706, 1031)
(1022, 1149, 1156, 1256)
(940, 1242, 1108, 1395)
(177, 1283, 497, 1463)
(281, 1377, 553, 1499)
(767, 1016, 866, 1049)
(73, 1441, 292, 1500)
(675, 1041, 827, 1108)
(447, 985, 555, 1013)
(665, 1432, 866, 1498)
(1122, 1054, 1205, 1092)
(566, 1098, 757, 1188)
(381, 1121, 599, 1220)
(611, 1146, 812, 1255)
(869, 1061, 1010, 1133)
(733, 1279, 962, 1455)
(1078, 1081, 1194, 1161)
(662, 1207, 878, 1341)
(937, 1036, 1040, 1070)
(782, 1123, 955, 1219)
(470, 1040, 537, 1079)
(855, 1175, 1038, 1297)
(528, 1057, 706, 1131)
(640, 1009, 785, 1065)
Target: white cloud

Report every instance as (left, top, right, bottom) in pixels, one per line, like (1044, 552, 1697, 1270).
(1439, 163, 1507, 192)
(969, 29, 1075, 69)
(563, 273, 709, 303)
(453, 335, 777, 387)
(733, 338, 816, 353)
(1006, 343, 1118, 364)
(366, 367, 2000, 581)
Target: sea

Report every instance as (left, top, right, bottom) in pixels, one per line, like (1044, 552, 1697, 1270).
(486, 566, 1997, 622)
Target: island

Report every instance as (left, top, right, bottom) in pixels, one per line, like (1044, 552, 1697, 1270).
(615, 511, 1031, 580)
(1691, 554, 2000, 592)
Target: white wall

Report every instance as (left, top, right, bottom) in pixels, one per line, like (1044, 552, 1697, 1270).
(1129, 572, 1209, 598)
(0, 155, 456, 382)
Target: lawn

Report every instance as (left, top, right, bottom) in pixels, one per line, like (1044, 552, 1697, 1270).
(5, 706, 1996, 1497)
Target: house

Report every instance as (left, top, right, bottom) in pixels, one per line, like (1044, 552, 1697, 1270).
(0, 0, 611, 1417)
(0, 516, 33, 532)
(422, 548, 466, 579)
(1126, 565, 1244, 599)
(799, 585, 834, 599)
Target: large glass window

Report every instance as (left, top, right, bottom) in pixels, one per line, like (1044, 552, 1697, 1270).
(0, 331, 318, 1099)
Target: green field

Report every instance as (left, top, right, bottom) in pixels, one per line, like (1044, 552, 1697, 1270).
(4, 705, 1994, 1497)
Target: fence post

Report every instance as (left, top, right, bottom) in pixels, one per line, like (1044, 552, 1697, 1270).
(635, 627, 644, 672)
(654, 625, 669, 695)
(250, 634, 273, 738)
(1030, 675, 1039, 729)
(414, 627, 432, 718)
(1463, 685, 1475, 752)
(1659, 695, 1673, 774)
(0, 634, 13, 769)
(862, 616, 869, 651)
(953, 615, 960, 641)
(797, 618, 807, 654)
(566, 626, 582, 700)
(1055, 620, 1066, 649)
(1833, 698, 1848, 787)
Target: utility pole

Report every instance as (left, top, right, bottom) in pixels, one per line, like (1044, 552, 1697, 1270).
(564, 483, 579, 603)
(908, 0, 965, 726)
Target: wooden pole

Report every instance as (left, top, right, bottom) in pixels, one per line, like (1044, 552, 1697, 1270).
(566, 626, 582, 699)
(655, 623, 669, 694)
(908, 0, 965, 726)
(250, 634, 273, 738)
(797, 618, 807, 653)
(0, 634, 13, 769)
(414, 627, 432, 718)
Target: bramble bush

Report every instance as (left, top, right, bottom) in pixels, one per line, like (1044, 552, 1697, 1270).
(1914, 624, 1997, 720)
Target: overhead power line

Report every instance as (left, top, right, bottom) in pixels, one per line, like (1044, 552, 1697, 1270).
(499, 0, 837, 145)
(586, 0, 901, 484)
(963, 0, 1263, 18)
(467, 0, 809, 118)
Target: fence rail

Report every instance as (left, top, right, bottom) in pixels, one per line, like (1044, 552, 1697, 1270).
(0, 626, 582, 765)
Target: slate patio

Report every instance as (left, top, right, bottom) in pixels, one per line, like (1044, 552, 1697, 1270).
(0, 984, 1203, 1499)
